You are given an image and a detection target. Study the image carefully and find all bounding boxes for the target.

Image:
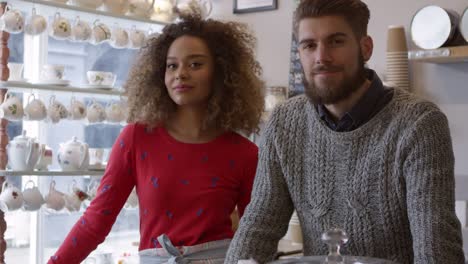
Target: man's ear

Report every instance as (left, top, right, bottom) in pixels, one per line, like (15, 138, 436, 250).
(360, 36, 373, 62)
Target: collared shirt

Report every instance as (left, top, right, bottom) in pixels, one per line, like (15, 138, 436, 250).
(317, 69, 394, 132)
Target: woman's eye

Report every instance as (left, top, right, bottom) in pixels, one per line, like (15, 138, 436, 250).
(190, 62, 202, 68)
(166, 63, 177, 70)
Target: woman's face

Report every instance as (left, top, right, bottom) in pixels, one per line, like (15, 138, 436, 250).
(165, 35, 215, 108)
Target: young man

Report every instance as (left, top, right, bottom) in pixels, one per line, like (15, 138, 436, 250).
(225, 0, 465, 263)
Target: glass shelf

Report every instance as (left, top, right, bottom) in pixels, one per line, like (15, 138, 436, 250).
(408, 45, 468, 63)
(16, 0, 171, 26)
(0, 81, 124, 96)
(0, 169, 104, 176)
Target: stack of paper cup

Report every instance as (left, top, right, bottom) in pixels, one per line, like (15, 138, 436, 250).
(289, 211, 303, 244)
(386, 25, 410, 90)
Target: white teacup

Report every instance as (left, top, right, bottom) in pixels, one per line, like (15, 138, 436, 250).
(86, 71, 115, 86)
(128, 26, 146, 49)
(0, 91, 24, 121)
(68, 96, 87, 120)
(0, 181, 23, 212)
(127, 0, 155, 18)
(0, 5, 25, 34)
(7, 63, 24, 81)
(105, 100, 125, 123)
(110, 25, 129, 49)
(152, 0, 175, 22)
(87, 100, 106, 123)
(22, 180, 45, 211)
(24, 94, 47, 121)
(24, 7, 47, 35)
(47, 95, 68, 123)
(89, 148, 105, 166)
(49, 12, 71, 40)
(102, 0, 129, 14)
(40, 64, 65, 81)
(71, 16, 92, 42)
(44, 180, 65, 211)
(64, 181, 89, 212)
(35, 144, 53, 171)
(91, 20, 111, 45)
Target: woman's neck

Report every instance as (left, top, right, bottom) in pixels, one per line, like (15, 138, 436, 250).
(165, 107, 223, 143)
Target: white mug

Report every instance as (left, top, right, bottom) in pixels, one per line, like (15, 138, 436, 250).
(44, 180, 65, 211)
(47, 95, 68, 124)
(24, 94, 47, 121)
(110, 25, 129, 49)
(105, 101, 125, 123)
(35, 144, 53, 171)
(0, 5, 25, 34)
(24, 7, 47, 35)
(0, 91, 24, 121)
(128, 25, 146, 49)
(49, 12, 71, 40)
(64, 180, 89, 212)
(90, 20, 111, 45)
(87, 100, 106, 123)
(22, 180, 45, 211)
(68, 96, 87, 120)
(71, 16, 92, 42)
(0, 181, 24, 212)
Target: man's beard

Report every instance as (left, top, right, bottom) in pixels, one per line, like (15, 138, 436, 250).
(303, 54, 367, 105)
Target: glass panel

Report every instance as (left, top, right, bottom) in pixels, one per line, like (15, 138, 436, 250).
(37, 36, 138, 263)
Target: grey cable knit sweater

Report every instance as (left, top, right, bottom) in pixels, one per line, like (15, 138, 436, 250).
(225, 88, 465, 264)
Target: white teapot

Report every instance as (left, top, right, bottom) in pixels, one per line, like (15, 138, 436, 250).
(6, 130, 40, 171)
(57, 136, 89, 171)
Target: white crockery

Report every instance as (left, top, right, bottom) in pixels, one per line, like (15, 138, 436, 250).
(47, 95, 69, 123)
(24, 94, 47, 121)
(35, 144, 53, 171)
(49, 12, 71, 40)
(102, 0, 129, 15)
(86, 71, 115, 86)
(128, 26, 146, 49)
(22, 180, 45, 211)
(91, 20, 111, 44)
(40, 64, 65, 81)
(0, 181, 23, 212)
(7, 62, 24, 81)
(87, 100, 107, 123)
(0, 6, 25, 34)
(72, 16, 92, 42)
(24, 7, 47, 35)
(44, 180, 65, 211)
(68, 96, 87, 120)
(6, 130, 41, 171)
(0, 91, 24, 121)
(57, 136, 89, 171)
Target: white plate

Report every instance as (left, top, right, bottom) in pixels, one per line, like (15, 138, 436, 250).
(81, 84, 114, 90)
(2, 79, 30, 85)
(32, 79, 70, 86)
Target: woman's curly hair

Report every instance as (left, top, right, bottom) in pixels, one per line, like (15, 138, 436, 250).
(124, 15, 265, 135)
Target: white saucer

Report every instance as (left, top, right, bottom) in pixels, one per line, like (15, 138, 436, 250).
(32, 79, 70, 86)
(88, 163, 106, 170)
(2, 79, 30, 85)
(81, 84, 114, 90)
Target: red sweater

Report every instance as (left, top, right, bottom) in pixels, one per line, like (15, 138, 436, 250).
(49, 124, 258, 263)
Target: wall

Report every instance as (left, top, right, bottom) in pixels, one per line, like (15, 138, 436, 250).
(211, 0, 468, 177)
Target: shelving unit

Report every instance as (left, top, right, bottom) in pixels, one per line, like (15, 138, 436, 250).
(0, 81, 124, 96)
(16, 0, 171, 25)
(0, 170, 104, 176)
(408, 45, 468, 63)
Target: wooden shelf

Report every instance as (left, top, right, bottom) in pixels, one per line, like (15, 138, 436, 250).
(408, 46, 468, 63)
(17, 0, 171, 26)
(0, 169, 104, 176)
(0, 81, 124, 96)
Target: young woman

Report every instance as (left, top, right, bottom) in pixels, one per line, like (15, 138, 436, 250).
(49, 15, 265, 264)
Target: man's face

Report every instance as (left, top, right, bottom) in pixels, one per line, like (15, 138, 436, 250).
(297, 16, 372, 104)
